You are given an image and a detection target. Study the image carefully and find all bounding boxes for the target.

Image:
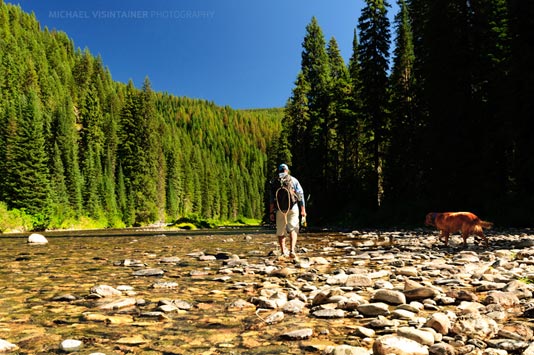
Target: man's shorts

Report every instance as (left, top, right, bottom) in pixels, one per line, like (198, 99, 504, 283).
(276, 205, 299, 237)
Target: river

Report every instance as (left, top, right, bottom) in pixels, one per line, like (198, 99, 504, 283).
(0, 227, 362, 354)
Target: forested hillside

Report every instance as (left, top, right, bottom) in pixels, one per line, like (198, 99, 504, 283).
(0, 2, 282, 230)
(3, 0, 534, 231)
(279, 0, 534, 226)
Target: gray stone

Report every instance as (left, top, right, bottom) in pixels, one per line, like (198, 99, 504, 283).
(132, 268, 164, 276)
(372, 289, 406, 305)
(373, 334, 429, 355)
(357, 302, 390, 316)
(280, 328, 313, 340)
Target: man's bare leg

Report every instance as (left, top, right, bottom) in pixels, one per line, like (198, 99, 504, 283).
(278, 235, 287, 255)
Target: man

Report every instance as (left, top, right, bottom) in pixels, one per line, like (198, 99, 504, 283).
(269, 163, 306, 260)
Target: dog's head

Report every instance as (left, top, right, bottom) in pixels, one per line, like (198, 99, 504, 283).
(425, 212, 436, 226)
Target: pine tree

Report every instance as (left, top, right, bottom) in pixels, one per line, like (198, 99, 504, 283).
(296, 17, 332, 219)
(4, 93, 51, 216)
(384, 0, 421, 219)
(358, 0, 391, 208)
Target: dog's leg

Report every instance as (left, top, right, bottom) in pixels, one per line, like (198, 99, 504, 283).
(461, 231, 468, 246)
(441, 232, 450, 246)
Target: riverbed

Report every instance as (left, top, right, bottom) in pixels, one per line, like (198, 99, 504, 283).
(1, 227, 534, 354)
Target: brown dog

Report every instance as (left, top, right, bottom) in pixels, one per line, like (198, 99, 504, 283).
(425, 212, 493, 246)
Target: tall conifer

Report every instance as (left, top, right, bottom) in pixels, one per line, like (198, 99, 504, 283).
(358, 0, 391, 208)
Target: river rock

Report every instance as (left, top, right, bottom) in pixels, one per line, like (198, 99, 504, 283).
(159, 256, 181, 263)
(397, 326, 435, 346)
(323, 344, 372, 355)
(483, 291, 520, 308)
(0, 339, 17, 352)
(312, 308, 346, 318)
(498, 322, 533, 341)
(346, 274, 373, 288)
(451, 314, 499, 340)
(425, 312, 451, 334)
(264, 311, 284, 324)
(98, 297, 137, 310)
(60, 339, 82, 352)
(282, 299, 306, 314)
(428, 342, 456, 355)
(372, 289, 406, 305)
(27, 233, 48, 244)
(90, 284, 122, 297)
(132, 268, 164, 276)
(357, 302, 390, 316)
(373, 334, 429, 355)
(280, 328, 313, 340)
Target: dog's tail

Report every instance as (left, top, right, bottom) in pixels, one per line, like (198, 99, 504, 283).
(480, 220, 493, 229)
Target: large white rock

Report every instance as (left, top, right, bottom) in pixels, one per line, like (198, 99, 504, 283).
(59, 339, 82, 352)
(27, 233, 48, 244)
(373, 335, 429, 355)
(0, 339, 18, 352)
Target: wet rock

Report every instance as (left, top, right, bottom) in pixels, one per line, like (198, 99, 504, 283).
(280, 328, 313, 340)
(373, 334, 429, 355)
(81, 312, 134, 324)
(132, 268, 164, 276)
(227, 299, 256, 312)
(264, 311, 284, 324)
(52, 294, 77, 302)
(357, 302, 390, 317)
(27, 233, 48, 244)
(0, 339, 18, 352)
(90, 284, 122, 297)
(98, 297, 137, 310)
(116, 259, 145, 267)
(59, 339, 82, 352)
(159, 256, 181, 264)
(312, 308, 346, 318)
(345, 274, 373, 288)
(282, 299, 306, 314)
(323, 344, 372, 355)
(152, 281, 179, 289)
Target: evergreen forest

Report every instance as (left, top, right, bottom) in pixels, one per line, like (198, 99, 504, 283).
(1, 0, 534, 231)
(0, 1, 282, 230)
(277, 0, 534, 227)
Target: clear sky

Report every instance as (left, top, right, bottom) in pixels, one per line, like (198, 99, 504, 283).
(8, 0, 398, 109)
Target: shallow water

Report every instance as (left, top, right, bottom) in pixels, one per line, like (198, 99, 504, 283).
(0, 227, 368, 354)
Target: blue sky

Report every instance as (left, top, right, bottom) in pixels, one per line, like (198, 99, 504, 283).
(9, 0, 398, 109)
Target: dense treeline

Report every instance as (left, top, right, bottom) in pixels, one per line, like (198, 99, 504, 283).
(0, 2, 282, 230)
(280, 0, 534, 226)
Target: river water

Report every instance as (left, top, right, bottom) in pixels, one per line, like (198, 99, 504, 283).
(0, 227, 368, 354)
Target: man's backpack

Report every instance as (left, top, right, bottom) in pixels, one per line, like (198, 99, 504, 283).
(273, 173, 299, 213)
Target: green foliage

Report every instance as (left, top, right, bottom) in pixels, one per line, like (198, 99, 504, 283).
(0, 2, 282, 229)
(0, 202, 32, 232)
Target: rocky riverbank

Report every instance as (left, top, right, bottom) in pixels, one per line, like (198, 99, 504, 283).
(1, 228, 534, 354)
